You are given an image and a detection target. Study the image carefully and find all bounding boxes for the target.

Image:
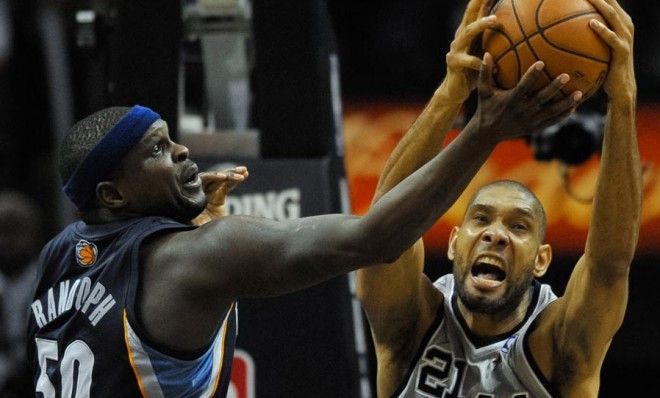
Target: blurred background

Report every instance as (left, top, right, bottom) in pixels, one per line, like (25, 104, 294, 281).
(0, 0, 658, 397)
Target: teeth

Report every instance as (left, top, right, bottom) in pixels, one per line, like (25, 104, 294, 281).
(476, 256, 503, 268)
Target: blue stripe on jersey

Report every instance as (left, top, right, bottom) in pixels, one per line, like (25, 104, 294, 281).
(124, 304, 236, 397)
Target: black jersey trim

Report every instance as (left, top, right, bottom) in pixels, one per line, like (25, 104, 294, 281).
(522, 317, 561, 397)
(452, 280, 542, 348)
(390, 304, 446, 398)
(73, 217, 146, 239)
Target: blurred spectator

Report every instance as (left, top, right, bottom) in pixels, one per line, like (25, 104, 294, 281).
(0, 190, 41, 397)
(0, 0, 12, 189)
(0, 0, 10, 67)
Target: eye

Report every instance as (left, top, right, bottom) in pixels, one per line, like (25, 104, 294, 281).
(473, 214, 489, 224)
(151, 142, 163, 157)
(512, 222, 528, 231)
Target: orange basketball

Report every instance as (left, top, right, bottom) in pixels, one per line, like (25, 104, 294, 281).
(482, 0, 610, 100)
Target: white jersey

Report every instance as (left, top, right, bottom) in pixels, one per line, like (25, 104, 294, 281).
(394, 274, 558, 398)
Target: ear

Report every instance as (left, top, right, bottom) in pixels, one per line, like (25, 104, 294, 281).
(447, 226, 460, 261)
(532, 243, 552, 278)
(96, 181, 127, 209)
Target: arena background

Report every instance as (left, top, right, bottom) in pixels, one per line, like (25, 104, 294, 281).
(1, 0, 658, 397)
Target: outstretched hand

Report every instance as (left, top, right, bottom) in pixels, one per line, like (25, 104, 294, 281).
(472, 52, 582, 142)
(190, 166, 249, 226)
(443, 0, 498, 102)
(587, 0, 635, 100)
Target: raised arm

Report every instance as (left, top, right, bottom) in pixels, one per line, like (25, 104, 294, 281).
(529, 1, 641, 394)
(139, 7, 577, 358)
(370, 0, 495, 204)
(356, 0, 497, 366)
(150, 55, 576, 294)
(354, 0, 581, 388)
(160, 117, 508, 300)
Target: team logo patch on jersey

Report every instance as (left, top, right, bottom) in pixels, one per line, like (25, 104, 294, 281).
(75, 239, 98, 267)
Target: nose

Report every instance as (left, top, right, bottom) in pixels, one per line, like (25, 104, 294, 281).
(481, 224, 509, 248)
(172, 142, 190, 162)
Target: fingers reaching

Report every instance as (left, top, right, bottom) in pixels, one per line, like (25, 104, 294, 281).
(511, 61, 545, 100)
(530, 73, 570, 106)
(586, 0, 632, 37)
(459, 0, 489, 30)
(526, 72, 581, 129)
(475, 55, 582, 141)
(448, 52, 483, 72)
(589, 19, 627, 52)
(201, 167, 248, 182)
(449, 13, 497, 59)
(460, 15, 498, 51)
(478, 52, 496, 98)
(199, 166, 249, 195)
(586, 0, 633, 57)
(585, 0, 634, 98)
(535, 93, 581, 130)
(479, 0, 498, 19)
(447, 14, 498, 78)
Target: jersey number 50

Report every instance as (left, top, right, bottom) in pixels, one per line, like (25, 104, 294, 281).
(35, 338, 94, 398)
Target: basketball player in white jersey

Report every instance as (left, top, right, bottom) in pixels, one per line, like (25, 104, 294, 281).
(357, 0, 640, 396)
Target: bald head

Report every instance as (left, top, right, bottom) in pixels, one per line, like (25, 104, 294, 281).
(466, 180, 547, 241)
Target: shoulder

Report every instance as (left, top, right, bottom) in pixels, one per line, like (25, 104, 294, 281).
(518, 282, 561, 386)
(432, 273, 455, 298)
(132, 215, 195, 233)
(138, 215, 248, 271)
(37, 221, 84, 270)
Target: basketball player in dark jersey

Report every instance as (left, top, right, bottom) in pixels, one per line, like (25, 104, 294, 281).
(357, 0, 639, 396)
(26, 40, 577, 397)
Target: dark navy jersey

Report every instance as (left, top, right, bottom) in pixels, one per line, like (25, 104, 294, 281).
(27, 216, 238, 398)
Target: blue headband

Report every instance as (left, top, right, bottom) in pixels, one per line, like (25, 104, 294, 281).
(63, 105, 161, 209)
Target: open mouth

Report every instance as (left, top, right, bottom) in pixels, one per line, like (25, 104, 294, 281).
(471, 256, 506, 282)
(182, 164, 200, 187)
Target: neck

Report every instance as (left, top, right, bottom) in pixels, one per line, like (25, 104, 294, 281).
(80, 207, 135, 224)
(456, 285, 534, 338)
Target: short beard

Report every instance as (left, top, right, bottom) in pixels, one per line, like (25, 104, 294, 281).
(453, 256, 535, 316)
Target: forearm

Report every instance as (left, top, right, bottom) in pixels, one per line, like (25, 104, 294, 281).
(360, 65, 471, 329)
(189, 132, 492, 298)
(362, 118, 496, 261)
(586, 94, 641, 268)
(370, 0, 500, 203)
(372, 82, 464, 202)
